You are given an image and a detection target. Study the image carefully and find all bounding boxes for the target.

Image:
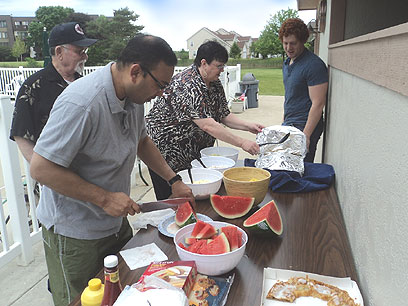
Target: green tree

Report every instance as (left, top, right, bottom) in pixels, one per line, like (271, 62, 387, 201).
(0, 46, 12, 61)
(175, 49, 189, 60)
(254, 8, 298, 59)
(27, 6, 75, 58)
(229, 42, 241, 59)
(63, 12, 93, 29)
(12, 37, 27, 61)
(86, 7, 144, 65)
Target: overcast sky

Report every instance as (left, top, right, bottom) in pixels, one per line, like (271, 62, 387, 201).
(1, 0, 316, 51)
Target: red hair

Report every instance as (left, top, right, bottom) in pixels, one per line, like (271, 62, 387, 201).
(279, 18, 309, 43)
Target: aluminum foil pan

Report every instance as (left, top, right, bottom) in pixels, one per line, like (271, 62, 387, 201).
(256, 125, 306, 175)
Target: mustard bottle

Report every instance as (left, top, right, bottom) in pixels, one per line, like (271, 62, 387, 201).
(81, 278, 104, 306)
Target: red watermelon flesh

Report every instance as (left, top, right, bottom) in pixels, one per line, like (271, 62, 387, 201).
(237, 230, 242, 248)
(191, 220, 207, 237)
(178, 242, 188, 250)
(185, 237, 199, 245)
(195, 224, 217, 239)
(243, 200, 283, 236)
(200, 233, 230, 255)
(220, 226, 239, 251)
(188, 239, 208, 254)
(210, 194, 254, 219)
(175, 201, 196, 227)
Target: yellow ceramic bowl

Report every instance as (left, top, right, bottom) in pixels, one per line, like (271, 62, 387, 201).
(223, 167, 271, 205)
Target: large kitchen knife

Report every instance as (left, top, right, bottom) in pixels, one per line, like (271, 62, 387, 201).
(138, 197, 193, 213)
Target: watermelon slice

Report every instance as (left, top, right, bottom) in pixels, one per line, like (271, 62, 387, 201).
(175, 201, 196, 227)
(188, 239, 208, 253)
(178, 242, 188, 250)
(210, 195, 254, 219)
(184, 237, 199, 245)
(200, 233, 230, 255)
(220, 226, 240, 251)
(191, 220, 217, 239)
(243, 200, 283, 236)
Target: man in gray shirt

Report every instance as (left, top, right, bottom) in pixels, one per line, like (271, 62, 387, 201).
(30, 34, 193, 306)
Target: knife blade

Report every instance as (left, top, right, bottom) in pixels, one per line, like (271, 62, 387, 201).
(138, 197, 192, 213)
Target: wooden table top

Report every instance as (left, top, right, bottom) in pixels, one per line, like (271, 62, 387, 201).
(70, 184, 359, 306)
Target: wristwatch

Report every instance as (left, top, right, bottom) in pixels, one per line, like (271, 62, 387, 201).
(168, 174, 182, 186)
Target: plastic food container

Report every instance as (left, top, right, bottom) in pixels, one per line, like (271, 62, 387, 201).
(174, 221, 248, 276)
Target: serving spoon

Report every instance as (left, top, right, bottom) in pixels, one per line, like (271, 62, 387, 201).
(259, 132, 290, 146)
(187, 167, 194, 183)
(197, 157, 207, 168)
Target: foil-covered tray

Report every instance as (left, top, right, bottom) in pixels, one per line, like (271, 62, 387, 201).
(256, 125, 306, 175)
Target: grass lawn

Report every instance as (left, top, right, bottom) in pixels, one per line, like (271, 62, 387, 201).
(241, 68, 284, 96)
(0, 61, 44, 68)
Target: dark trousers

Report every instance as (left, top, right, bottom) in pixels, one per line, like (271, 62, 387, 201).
(303, 118, 324, 163)
(148, 168, 172, 200)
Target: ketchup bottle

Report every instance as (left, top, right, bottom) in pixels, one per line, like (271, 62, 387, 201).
(101, 255, 122, 306)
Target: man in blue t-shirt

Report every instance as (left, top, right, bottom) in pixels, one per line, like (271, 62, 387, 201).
(279, 18, 328, 162)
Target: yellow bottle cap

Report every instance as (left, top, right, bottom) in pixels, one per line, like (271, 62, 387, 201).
(88, 278, 102, 291)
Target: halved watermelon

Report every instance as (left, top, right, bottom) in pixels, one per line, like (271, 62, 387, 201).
(191, 220, 217, 239)
(220, 226, 239, 251)
(175, 201, 196, 227)
(200, 233, 230, 255)
(210, 195, 255, 219)
(243, 200, 282, 236)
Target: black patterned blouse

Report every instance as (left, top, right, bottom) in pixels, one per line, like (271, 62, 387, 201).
(145, 64, 230, 173)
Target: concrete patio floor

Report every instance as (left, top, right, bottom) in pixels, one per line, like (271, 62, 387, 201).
(0, 95, 322, 305)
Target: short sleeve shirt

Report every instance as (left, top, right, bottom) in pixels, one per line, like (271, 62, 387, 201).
(9, 63, 81, 142)
(282, 49, 328, 128)
(34, 63, 147, 239)
(145, 64, 230, 173)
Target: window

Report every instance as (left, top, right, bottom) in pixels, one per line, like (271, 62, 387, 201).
(190, 41, 194, 47)
(0, 20, 7, 28)
(0, 32, 8, 39)
(22, 21, 28, 26)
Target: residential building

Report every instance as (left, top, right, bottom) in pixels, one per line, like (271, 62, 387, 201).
(187, 27, 257, 59)
(0, 15, 36, 48)
(297, 0, 408, 305)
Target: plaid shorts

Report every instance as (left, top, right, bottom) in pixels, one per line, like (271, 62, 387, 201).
(41, 218, 132, 306)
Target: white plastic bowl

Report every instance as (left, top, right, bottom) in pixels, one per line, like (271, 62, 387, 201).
(200, 146, 239, 162)
(174, 221, 248, 276)
(178, 168, 223, 200)
(191, 156, 236, 173)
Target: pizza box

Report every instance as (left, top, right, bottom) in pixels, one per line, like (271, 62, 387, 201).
(261, 268, 364, 306)
(137, 260, 197, 297)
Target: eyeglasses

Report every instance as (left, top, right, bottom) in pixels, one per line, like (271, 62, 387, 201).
(61, 45, 88, 56)
(140, 65, 167, 90)
(214, 64, 226, 70)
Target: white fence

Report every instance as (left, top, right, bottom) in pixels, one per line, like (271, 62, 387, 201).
(0, 64, 241, 268)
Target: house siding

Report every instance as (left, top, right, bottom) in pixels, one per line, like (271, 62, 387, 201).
(314, 0, 408, 305)
(325, 68, 408, 306)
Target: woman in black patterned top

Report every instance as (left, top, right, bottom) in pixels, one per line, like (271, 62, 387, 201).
(145, 41, 264, 200)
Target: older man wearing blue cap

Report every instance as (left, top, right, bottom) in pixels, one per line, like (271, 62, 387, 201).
(10, 22, 97, 163)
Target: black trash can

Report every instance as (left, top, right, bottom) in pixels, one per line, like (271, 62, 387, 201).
(239, 73, 259, 108)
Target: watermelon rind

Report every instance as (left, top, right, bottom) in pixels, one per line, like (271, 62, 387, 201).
(243, 200, 283, 236)
(175, 201, 196, 227)
(210, 194, 255, 219)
